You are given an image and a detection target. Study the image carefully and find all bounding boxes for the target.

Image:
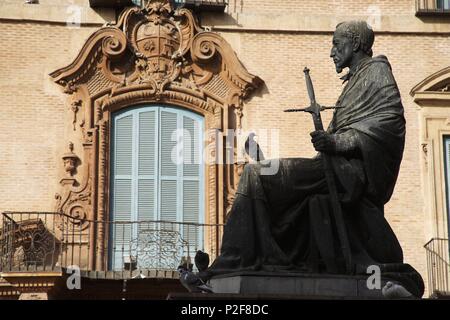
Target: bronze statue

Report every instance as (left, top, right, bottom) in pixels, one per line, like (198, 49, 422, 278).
(205, 21, 424, 298)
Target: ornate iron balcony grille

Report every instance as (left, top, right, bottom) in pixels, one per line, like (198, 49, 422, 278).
(416, 0, 450, 16)
(424, 238, 450, 298)
(89, 0, 136, 7)
(172, 0, 228, 11)
(0, 212, 223, 277)
(89, 0, 228, 12)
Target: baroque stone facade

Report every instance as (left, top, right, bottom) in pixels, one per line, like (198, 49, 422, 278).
(49, 0, 262, 270)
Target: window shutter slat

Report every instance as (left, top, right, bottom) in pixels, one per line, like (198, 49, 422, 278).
(160, 180, 177, 221)
(183, 180, 199, 223)
(113, 179, 132, 222)
(139, 111, 156, 176)
(183, 116, 200, 176)
(160, 111, 178, 177)
(115, 115, 133, 176)
(111, 179, 132, 270)
(138, 179, 154, 221)
(183, 180, 200, 248)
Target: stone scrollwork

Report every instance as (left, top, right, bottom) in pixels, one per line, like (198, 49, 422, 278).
(50, 0, 263, 269)
(56, 141, 91, 231)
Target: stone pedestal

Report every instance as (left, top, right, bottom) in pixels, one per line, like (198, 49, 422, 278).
(18, 292, 48, 300)
(208, 272, 391, 299)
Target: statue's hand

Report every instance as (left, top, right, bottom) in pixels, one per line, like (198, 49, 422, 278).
(310, 130, 336, 154)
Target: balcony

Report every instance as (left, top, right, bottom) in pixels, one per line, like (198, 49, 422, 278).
(416, 0, 450, 16)
(424, 238, 450, 298)
(89, 0, 136, 7)
(89, 0, 228, 12)
(0, 212, 223, 299)
(172, 0, 228, 12)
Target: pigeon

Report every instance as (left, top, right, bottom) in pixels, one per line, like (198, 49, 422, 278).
(382, 281, 414, 299)
(177, 265, 213, 293)
(179, 258, 193, 272)
(194, 250, 210, 272)
(132, 271, 146, 279)
(245, 133, 265, 161)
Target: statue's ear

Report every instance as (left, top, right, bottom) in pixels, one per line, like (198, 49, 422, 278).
(352, 35, 361, 52)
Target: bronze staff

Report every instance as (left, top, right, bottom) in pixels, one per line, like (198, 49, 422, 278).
(285, 67, 352, 274)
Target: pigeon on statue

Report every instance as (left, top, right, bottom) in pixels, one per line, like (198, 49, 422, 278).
(178, 265, 213, 293)
(382, 281, 414, 299)
(194, 250, 210, 272)
(245, 133, 265, 162)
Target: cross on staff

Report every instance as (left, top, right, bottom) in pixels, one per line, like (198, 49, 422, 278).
(284, 67, 352, 274)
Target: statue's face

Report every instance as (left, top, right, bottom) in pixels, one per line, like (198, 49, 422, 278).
(330, 29, 354, 73)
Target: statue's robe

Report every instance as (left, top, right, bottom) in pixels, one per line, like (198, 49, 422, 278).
(207, 56, 424, 297)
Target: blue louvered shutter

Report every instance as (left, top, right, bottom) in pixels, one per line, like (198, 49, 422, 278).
(137, 110, 158, 226)
(111, 106, 204, 270)
(158, 109, 180, 268)
(182, 115, 203, 258)
(111, 113, 134, 270)
(159, 109, 179, 222)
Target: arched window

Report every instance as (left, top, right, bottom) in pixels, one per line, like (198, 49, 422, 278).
(109, 105, 204, 270)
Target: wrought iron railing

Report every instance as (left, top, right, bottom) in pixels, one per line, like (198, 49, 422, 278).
(155, 0, 228, 11)
(424, 238, 450, 297)
(0, 212, 223, 276)
(89, 0, 228, 11)
(416, 0, 450, 15)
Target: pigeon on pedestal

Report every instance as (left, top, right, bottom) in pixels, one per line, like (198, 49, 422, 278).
(382, 281, 414, 299)
(178, 265, 213, 293)
(194, 250, 210, 272)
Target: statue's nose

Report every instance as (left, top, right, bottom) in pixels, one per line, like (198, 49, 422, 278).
(330, 48, 335, 58)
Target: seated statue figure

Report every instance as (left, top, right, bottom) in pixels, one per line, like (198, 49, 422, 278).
(206, 21, 424, 298)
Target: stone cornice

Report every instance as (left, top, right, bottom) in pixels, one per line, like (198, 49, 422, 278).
(200, 12, 450, 34)
(0, 2, 114, 25)
(2, 3, 450, 35)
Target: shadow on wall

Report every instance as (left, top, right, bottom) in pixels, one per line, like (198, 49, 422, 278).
(200, 11, 243, 28)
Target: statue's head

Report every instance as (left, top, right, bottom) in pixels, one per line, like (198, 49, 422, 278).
(330, 21, 374, 73)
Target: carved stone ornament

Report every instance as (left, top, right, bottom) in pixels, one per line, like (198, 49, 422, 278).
(61, 142, 80, 177)
(50, 0, 263, 270)
(410, 66, 450, 107)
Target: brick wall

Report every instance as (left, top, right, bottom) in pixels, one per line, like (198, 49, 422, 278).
(0, 21, 97, 212)
(226, 0, 416, 15)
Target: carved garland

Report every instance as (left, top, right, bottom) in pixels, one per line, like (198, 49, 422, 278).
(50, 0, 262, 270)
